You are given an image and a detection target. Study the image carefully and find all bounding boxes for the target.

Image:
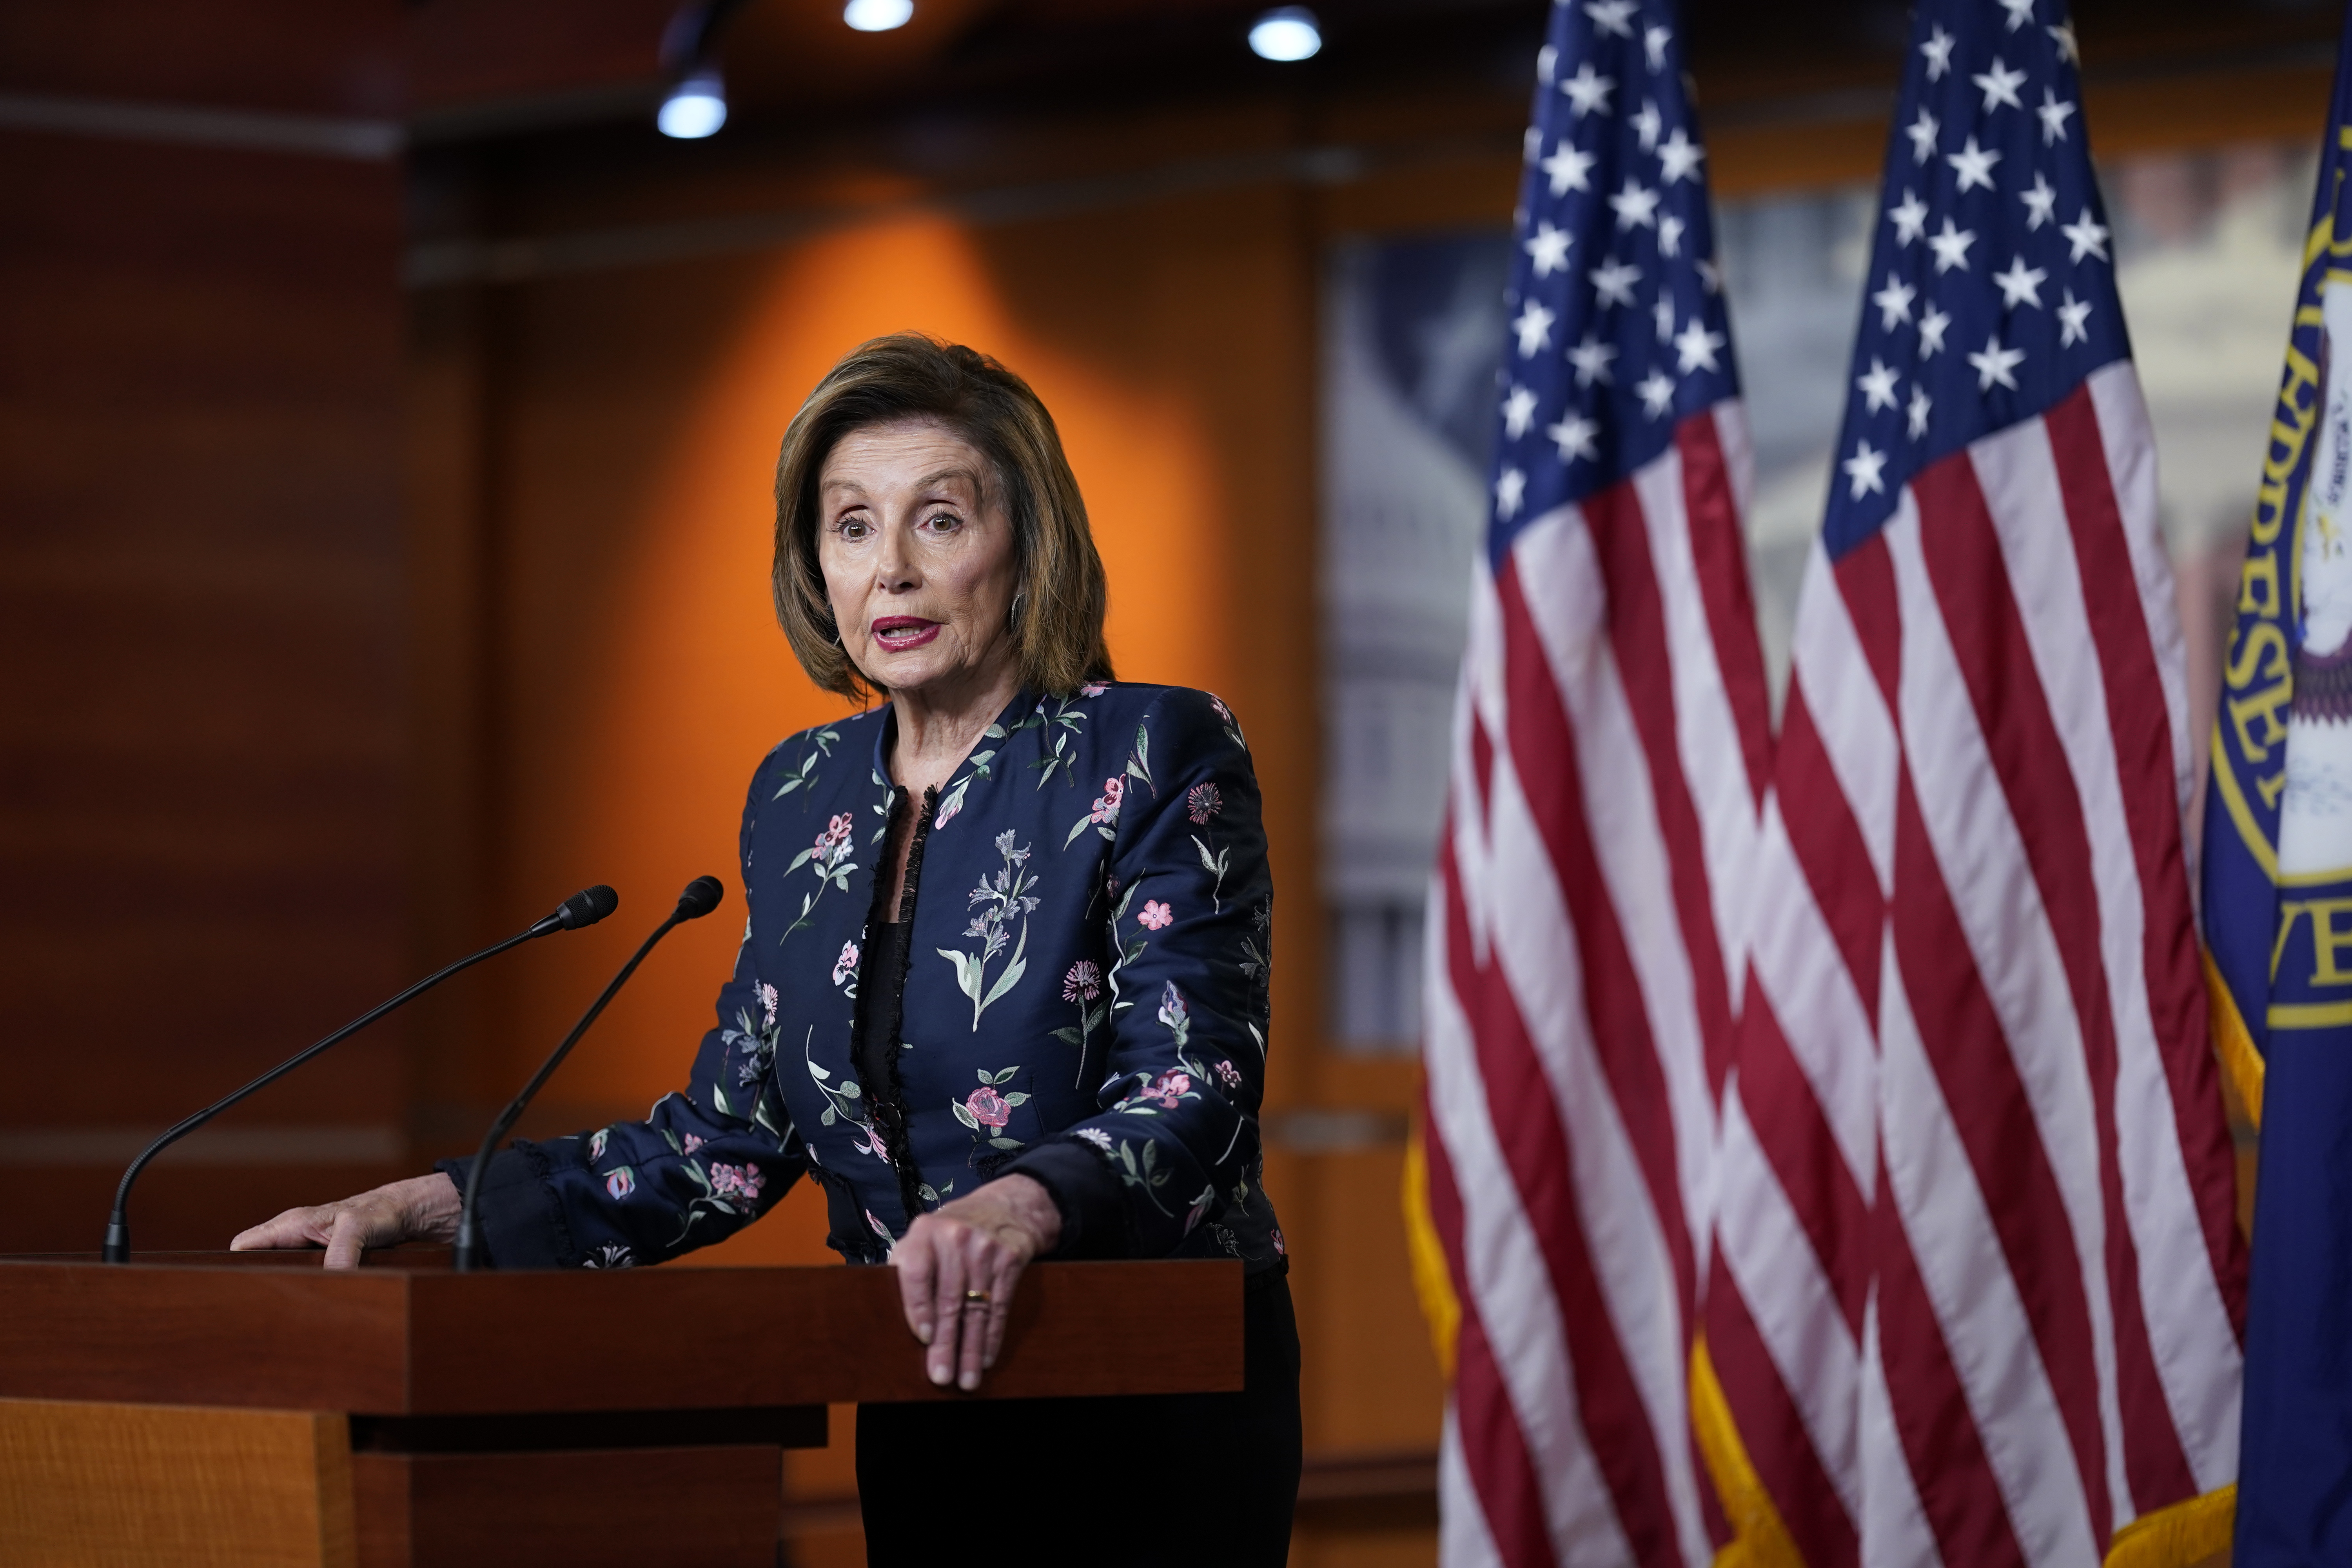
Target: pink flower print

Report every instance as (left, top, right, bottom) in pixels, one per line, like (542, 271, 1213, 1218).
(1271, 1226, 1287, 1256)
(1063, 960, 1102, 1002)
(833, 941, 860, 987)
(604, 1167, 635, 1200)
(586, 1128, 608, 1162)
(861, 1122, 889, 1161)
(1080, 682, 1109, 697)
(934, 793, 962, 830)
(1139, 899, 1173, 931)
(757, 982, 779, 1029)
(1143, 1069, 1192, 1108)
(709, 1162, 766, 1202)
(1214, 1058, 1243, 1090)
(1090, 776, 1124, 825)
(682, 1133, 706, 1154)
(965, 1086, 1012, 1129)
(1209, 694, 1232, 723)
(867, 1208, 894, 1240)
(1186, 782, 1223, 824)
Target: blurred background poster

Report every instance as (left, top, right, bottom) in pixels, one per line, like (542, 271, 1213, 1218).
(1319, 230, 1508, 1055)
(0, 1, 2338, 1562)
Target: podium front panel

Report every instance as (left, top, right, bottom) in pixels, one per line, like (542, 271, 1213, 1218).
(0, 1255, 1245, 1413)
(0, 1255, 1245, 1565)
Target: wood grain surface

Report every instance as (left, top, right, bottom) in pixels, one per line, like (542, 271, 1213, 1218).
(0, 1260, 410, 1411)
(0, 1257, 1243, 1413)
(0, 1397, 355, 1568)
(348, 1403, 826, 1453)
(399, 1257, 1246, 1411)
(0, 122, 407, 1200)
(352, 1446, 781, 1568)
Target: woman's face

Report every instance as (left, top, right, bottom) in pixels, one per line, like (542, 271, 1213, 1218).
(816, 418, 1019, 704)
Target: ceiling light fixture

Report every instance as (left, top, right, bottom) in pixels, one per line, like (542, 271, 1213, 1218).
(1248, 6, 1321, 62)
(657, 69, 727, 138)
(844, 0, 914, 31)
(655, 0, 749, 140)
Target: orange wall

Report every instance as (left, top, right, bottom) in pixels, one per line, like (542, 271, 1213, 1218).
(473, 189, 1316, 1119)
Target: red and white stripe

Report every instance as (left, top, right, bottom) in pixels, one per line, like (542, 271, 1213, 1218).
(1705, 362, 2246, 1567)
(1424, 402, 1773, 1568)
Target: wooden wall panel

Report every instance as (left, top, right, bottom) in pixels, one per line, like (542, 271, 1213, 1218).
(0, 124, 407, 1248)
(0, 3, 401, 117)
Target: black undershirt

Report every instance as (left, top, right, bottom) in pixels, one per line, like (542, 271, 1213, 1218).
(853, 919, 911, 1096)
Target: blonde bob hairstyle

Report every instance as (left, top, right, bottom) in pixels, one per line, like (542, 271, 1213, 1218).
(772, 333, 1114, 702)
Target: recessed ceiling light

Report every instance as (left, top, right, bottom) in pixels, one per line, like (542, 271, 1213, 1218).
(1249, 7, 1321, 62)
(657, 70, 727, 138)
(844, 0, 914, 31)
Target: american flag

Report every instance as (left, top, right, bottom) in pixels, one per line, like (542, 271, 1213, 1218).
(1699, 1, 2246, 1565)
(1411, 0, 1771, 1561)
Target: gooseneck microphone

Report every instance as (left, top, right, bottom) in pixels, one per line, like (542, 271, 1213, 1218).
(454, 875, 724, 1272)
(102, 885, 619, 1263)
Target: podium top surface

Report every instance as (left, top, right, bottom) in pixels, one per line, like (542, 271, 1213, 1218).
(0, 1254, 1243, 1415)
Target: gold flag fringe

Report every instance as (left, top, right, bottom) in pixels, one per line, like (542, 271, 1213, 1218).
(2203, 945, 2265, 1128)
(1689, 1336, 1807, 1568)
(2106, 1484, 2234, 1568)
(1401, 1122, 1460, 1383)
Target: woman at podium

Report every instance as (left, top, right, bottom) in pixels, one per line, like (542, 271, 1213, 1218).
(235, 334, 1300, 1563)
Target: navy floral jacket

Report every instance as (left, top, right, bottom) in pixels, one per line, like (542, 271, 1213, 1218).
(456, 682, 1286, 1275)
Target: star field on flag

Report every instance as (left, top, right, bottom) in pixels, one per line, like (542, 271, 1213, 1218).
(1488, 0, 1738, 556)
(1822, 6, 2125, 558)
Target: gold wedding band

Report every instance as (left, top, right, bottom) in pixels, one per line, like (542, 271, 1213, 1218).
(963, 1288, 991, 1305)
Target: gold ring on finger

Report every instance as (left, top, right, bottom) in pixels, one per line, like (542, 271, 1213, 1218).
(963, 1288, 991, 1306)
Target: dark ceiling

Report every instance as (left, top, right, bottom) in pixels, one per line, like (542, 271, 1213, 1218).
(601, 0, 2348, 128)
(2, 0, 2341, 149)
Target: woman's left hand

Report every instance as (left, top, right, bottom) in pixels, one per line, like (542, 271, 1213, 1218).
(892, 1174, 1062, 1390)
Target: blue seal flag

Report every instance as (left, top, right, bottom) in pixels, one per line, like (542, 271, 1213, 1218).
(2211, 12, 2352, 1562)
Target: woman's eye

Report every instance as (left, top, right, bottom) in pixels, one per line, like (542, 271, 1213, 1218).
(924, 512, 961, 532)
(837, 517, 870, 539)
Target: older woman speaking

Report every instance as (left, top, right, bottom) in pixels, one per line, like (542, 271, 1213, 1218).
(234, 334, 1299, 1563)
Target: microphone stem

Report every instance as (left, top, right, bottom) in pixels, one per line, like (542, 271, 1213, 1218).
(454, 912, 686, 1272)
(103, 924, 545, 1264)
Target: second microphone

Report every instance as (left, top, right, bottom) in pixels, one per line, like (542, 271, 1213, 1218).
(452, 875, 726, 1272)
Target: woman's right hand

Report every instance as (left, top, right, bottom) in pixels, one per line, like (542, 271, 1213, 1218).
(230, 1172, 463, 1269)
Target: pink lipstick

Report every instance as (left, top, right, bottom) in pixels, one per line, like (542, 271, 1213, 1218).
(871, 615, 941, 651)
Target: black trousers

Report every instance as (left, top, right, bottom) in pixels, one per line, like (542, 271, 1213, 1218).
(855, 1269, 1302, 1566)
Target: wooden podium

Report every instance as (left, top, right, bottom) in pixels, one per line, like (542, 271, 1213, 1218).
(0, 1252, 1242, 1567)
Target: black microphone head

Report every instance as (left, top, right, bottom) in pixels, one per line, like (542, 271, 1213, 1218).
(557, 885, 620, 930)
(675, 875, 724, 920)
